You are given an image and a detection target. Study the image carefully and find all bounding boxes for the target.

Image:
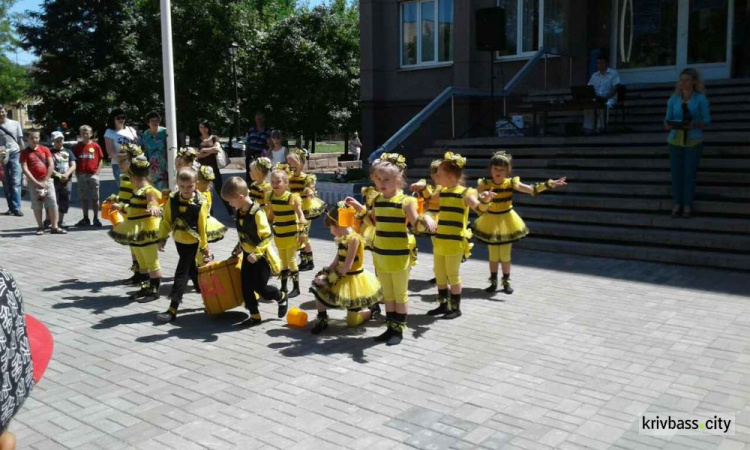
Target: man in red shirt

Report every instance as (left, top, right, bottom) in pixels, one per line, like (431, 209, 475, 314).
(72, 125, 104, 227)
(20, 130, 66, 235)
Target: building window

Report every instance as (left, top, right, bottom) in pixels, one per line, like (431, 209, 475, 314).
(497, 0, 568, 58)
(401, 0, 453, 67)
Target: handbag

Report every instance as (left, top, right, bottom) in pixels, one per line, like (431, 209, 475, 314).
(216, 144, 229, 169)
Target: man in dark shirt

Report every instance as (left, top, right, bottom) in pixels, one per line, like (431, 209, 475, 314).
(245, 111, 272, 174)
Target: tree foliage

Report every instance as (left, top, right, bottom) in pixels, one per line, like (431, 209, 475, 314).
(0, 0, 31, 105)
(16, 0, 360, 141)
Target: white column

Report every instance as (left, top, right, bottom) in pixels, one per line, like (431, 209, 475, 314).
(160, 0, 178, 188)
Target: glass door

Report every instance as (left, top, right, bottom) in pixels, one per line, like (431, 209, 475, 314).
(614, 0, 733, 82)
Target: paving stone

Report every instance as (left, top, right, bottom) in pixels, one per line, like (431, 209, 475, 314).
(3, 168, 750, 449)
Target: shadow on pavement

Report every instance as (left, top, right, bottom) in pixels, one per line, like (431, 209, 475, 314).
(134, 309, 249, 343)
(266, 325, 379, 363)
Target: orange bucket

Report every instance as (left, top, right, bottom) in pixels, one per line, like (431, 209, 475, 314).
(287, 307, 308, 327)
(198, 257, 244, 315)
(417, 197, 425, 214)
(101, 202, 114, 221)
(338, 207, 355, 227)
(109, 210, 124, 227)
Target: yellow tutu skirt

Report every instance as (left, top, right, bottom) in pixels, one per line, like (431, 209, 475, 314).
(471, 210, 529, 244)
(109, 216, 161, 246)
(463, 228, 474, 261)
(206, 216, 227, 243)
(310, 270, 383, 310)
(303, 197, 327, 220)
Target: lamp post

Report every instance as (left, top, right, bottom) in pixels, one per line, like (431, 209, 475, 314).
(229, 42, 241, 158)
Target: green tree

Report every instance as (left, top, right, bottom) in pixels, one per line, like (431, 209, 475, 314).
(0, 0, 31, 105)
(248, 1, 360, 147)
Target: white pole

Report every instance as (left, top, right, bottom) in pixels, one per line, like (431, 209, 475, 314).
(160, 0, 178, 188)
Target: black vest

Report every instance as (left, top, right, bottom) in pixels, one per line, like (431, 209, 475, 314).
(170, 192, 203, 233)
(236, 203, 264, 247)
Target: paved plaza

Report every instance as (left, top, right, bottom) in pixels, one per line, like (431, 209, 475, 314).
(1, 169, 750, 449)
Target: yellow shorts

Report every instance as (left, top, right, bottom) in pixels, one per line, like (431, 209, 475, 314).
(378, 269, 410, 304)
(433, 253, 463, 286)
(489, 244, 512, 263)
(278, 246, 298, 272)
(132, 244, 160, 272)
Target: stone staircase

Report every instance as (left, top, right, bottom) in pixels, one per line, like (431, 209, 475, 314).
(411, 80, 750, 271)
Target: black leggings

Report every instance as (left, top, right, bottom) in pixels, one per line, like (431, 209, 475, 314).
(241, 252, 281, 315)
(171, 242, 199, 304)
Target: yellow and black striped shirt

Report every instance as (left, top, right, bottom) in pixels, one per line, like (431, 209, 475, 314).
(268, 191, 301, 249)
(336, 233, 364, 275)
(250, 181, 271, 207)
(372, 192, 417, 272)
(478, 177, 519, 215)
(434, 186, 474, 256)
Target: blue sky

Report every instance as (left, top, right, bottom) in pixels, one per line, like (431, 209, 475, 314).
(8, 0, 329, 66)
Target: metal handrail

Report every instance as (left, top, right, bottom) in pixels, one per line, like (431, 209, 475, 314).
(368, 47, 572, 163)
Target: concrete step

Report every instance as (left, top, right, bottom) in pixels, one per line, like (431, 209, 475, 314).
(516, 237, 750, 271)
(414, 157, 750, 171)
(523, 220, 750, 253)
(409, 168, 750, 185)
(512, 194, 750, 216)
(516, 205, 750, 233)
(525, 79, 750, 99)
(423, 146, 750, 157)
(434, 131, 750, 147)
(544, 111, 750, 124)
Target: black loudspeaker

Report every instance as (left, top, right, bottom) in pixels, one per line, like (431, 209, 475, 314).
(476, 7, 506, 52)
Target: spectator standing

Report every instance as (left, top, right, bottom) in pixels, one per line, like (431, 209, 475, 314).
(103, 109, 138, 190)
(348, 132, 363, 160)
(49, 131, 76, 229)
(196, 120, 231, 215)
(140, 111, 169, 191)
(0, 104, 25, 216)
(665, 68, 711, 219)
(73, 126, 105, 227)
(245, 111, 272, 169)
(20, 130, 66, 235)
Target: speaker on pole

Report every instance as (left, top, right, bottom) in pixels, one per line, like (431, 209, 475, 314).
(476, 7, 506, 52)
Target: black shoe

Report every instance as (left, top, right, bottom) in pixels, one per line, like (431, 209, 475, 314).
(122, 274, 142, 286)
(277, 292, 288, 318)
(93, 218, 103, 227)
(238, 316, 262, 327)
(386, 331, 403, 346)
(428, 277, 437, 284)
(427, 302, 450, 316)
(58, 221, 68, 229)
(76, 217, 91, 227)
(443, 310, 462, 320)
(12, 210, 23, 217)
(288, 285, 300, 299)
(137, 291, 160, 303)
(375, 326, 395, 342)
(43, 219, 51, 229)
(128, 288, 149, 300)
(485, 279, 498, 293)
(311, 317, 328, 335)
(155, 311, 176, 324)
(299, 260, 314, 272)
(502, 279, 514, 295)
(368, 303, 382, 320)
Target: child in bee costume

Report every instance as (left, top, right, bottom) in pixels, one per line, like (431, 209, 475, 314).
(196, 165, 228, 247)
(287, 148, 327, 271)
(309, 203, 383, 334)
(472, 151, 567, 294)
(112, 143, 146, 287)
(249, 157, 273, 208)
(108, 155, 163, 302)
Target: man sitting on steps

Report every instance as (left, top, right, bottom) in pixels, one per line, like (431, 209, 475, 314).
(583, 55, 620, 135)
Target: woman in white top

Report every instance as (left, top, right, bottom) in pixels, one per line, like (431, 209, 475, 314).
(348, 132, 363, 160)
(103, 109, 138, 190)
(268, 130, 288, 178)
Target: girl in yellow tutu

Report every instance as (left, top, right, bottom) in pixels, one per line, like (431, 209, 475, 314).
(346, 153, 436, 346)
(472, 151, 566, 294)
(287, 148, 327, 271)
(108, 155, 163, 302)
(175, 147, 199, 171)
(156, 167, 213, 323)
(309, 202, 383, 334)
(354, 168, 380, 250)
(109, 143, 145, 287)
(196, 165, 228, 246)
(266, 163, 307, 298)
(248, 157, 272, 208)
(426, 152, 485, 319)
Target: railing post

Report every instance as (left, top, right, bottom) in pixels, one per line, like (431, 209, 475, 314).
(544, 52, 548, 90)
(451, 94, 455, 138)
(569, 56, 573, 86)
